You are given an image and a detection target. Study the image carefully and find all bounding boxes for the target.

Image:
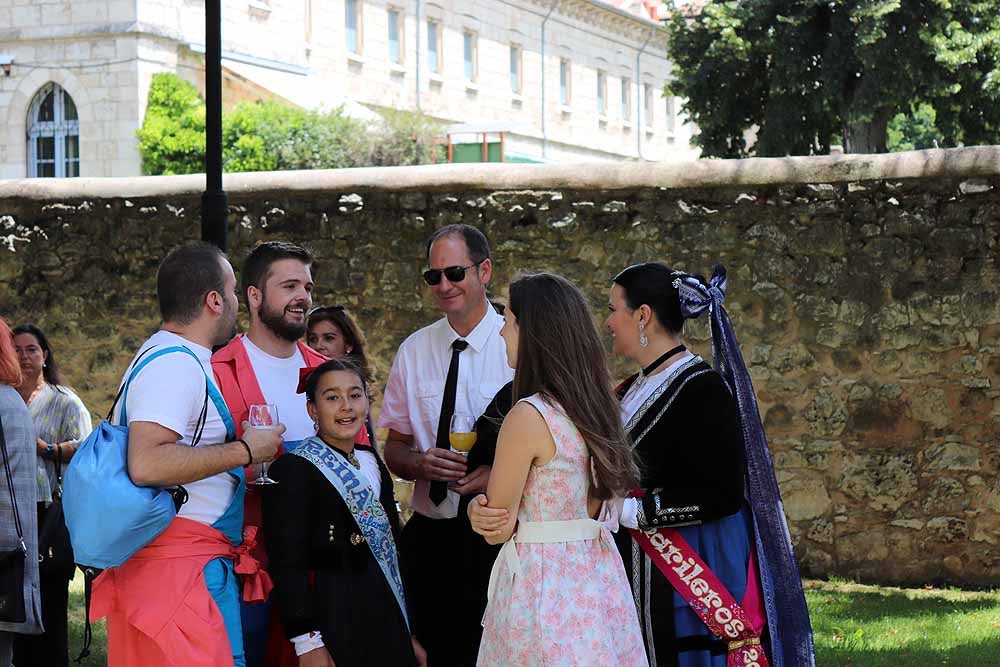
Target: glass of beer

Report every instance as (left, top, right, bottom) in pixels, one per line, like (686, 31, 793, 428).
(449, 414, 477, 455)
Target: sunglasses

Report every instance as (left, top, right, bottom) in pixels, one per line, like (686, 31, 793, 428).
(422, 262, 482, 286)
(307, 305, 346, 317)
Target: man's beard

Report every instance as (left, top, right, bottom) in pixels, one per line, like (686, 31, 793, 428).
(259, 301, 307, 342)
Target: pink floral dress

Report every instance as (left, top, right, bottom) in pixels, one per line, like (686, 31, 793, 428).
(477, 395, 648, 667)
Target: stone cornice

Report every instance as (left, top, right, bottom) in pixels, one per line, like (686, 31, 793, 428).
(1, 147, 997, 201)
(0, 4, 668, 60)
(520, 0, 667, 52)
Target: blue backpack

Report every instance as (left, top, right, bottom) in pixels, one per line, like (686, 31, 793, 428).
(63, 345, 234, 569)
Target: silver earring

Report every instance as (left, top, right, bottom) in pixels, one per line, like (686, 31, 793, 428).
(639, 321, 648, 348)
(313, 420, 319, 432)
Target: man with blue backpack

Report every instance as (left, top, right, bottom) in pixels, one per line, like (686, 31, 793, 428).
(86, 242, 284, 667)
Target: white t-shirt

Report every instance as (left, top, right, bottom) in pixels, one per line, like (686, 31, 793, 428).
(113, 330, 236, 526)
(378, 305, 513, 519)
(242, 337, 315, 441)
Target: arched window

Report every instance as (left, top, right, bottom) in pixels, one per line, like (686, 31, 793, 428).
(27, 83, 80, 178)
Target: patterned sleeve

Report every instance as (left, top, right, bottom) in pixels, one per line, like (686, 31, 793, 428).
(59, 389, 93, 443)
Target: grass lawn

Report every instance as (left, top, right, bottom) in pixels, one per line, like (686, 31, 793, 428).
(807, 579, 1000, 665)
(68, 571, 106, 667)
(67, 574, 1000, 665)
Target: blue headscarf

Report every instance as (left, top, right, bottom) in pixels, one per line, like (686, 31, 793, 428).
(675, 265, 816, 667)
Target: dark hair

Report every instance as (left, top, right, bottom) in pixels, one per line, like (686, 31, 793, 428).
(12, 323, 64, 387)
(303, 357, 369, 402)
(157, 242, 228, 324)
(612, 262, 686, 334)
(425, 224, 491, 265)
(241, 241, 314, 302)
(0, 318, 21, 387)
(307, 306, 371, 377)
(509, 272, 639, 500)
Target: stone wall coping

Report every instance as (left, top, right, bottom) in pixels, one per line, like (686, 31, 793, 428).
(1, 146, 998, 201)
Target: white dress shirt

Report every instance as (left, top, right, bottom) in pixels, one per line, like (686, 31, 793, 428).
(378, 303, 513, 519)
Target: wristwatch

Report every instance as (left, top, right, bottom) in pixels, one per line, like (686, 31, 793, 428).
(45, 443, 55, 459)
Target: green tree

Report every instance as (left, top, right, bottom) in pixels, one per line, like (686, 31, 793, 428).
(886, 102, 942, 152)
(136, 73, 206, 174)
(665, 0, 1000, 157)
(359, 108, 444, 166)
(222, 101, 366, 172)
(137, 72, 445, 174)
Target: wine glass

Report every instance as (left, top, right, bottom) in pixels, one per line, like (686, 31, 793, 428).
(248, 403, 280, 485)
(449, 414, 477, 455)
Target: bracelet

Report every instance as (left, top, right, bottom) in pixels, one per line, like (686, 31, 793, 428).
(238, 438, 253, 466)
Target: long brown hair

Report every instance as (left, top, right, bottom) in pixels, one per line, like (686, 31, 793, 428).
(509, 273, 639, 500)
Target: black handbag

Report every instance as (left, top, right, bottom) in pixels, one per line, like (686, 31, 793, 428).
(0, 411, 27, 624)
(37, 446, 76, 580)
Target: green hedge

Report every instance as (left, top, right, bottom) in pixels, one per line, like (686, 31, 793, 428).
(137, 73, 440, 175)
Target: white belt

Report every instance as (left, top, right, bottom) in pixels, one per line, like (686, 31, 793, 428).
(483, 518, 607, 625)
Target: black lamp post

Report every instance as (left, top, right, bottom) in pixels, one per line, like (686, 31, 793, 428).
(201, 0, 227, 251)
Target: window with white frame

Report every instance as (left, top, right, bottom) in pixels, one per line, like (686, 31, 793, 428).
(643, 82, 654, 128)
(463, 30, 478, 82)
(510, 44, 523, 94)
(27, 83, 79, 178)
(427, 20, 442, 74)
(387, 8, 403, 64)
(597, 70, 607, 115)
(621, 77, 632, 121)
(345, 0, 362, 55)
(559, 58, 572, 106)
(666, 95, 677, 133)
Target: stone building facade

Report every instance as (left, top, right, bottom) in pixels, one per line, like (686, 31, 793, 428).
(2, 147, 999, 585)
(0, 0, 694, 179)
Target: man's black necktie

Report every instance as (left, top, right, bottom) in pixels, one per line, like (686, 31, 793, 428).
(430, 339, 469, 505)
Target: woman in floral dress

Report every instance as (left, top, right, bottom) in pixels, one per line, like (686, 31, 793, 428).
(468, 272, 647, 667)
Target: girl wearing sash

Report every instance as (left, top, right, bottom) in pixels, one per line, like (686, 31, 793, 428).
(606, 263, 814, 667)
(468, 272, 647, 667)
(263, 358, 425, 667)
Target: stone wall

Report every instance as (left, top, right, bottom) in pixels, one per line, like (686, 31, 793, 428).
(2, 147, 1000, 585)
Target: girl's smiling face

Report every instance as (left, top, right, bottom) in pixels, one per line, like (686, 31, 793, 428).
(307, 369, 369, 443)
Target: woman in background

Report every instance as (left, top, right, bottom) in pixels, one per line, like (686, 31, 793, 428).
(306, 306, 376, 443)
(11, 324, 91, 667)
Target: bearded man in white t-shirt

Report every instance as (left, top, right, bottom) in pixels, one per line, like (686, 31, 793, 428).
(97, 242, 284, 667)
(211, 241, 328, 667)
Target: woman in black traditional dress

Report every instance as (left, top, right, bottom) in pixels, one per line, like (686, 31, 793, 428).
(263, 358, 426, 667)
(605, 263, 814, 667)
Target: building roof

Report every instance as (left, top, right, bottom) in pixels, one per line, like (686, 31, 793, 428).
(602, 0, 668, 22)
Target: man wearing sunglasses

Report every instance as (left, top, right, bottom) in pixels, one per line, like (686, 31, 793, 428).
(380, 224, 514, 666)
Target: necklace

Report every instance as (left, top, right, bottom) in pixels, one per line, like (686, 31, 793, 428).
(337, 447, 361, 469)
(24, 381, 45, 406)
(639, 344, 686, 379)
(628, 344, 687, 397)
